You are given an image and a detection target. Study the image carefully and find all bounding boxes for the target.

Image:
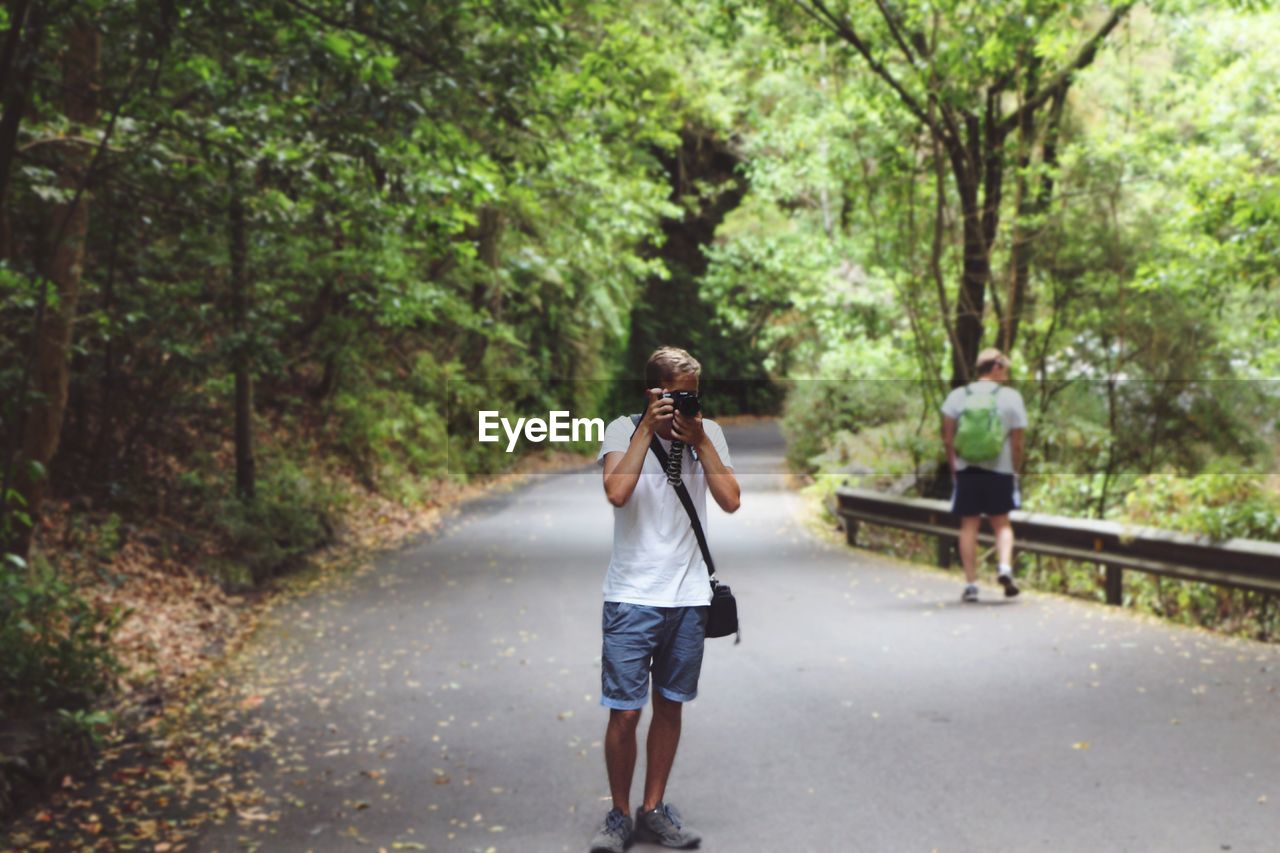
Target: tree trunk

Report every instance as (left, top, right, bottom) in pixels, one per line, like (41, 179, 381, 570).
(477, 205, 504, 321)
(951, 174, 990, 387)
(944, 108, 1007, 387)
(0, 0, 47, 260)
(998, 69, 1065, 354)
(6, 20, 100, 557)
(229, 171, 255, 500)
(462, 205, 504, 366)
(91, 205, 122, 481)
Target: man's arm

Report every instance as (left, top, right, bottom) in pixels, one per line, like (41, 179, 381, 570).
(601, 428, 653, 507)
(942, 416, 959, 474)
(601, 390, 671, 507)
(1010, 428, 1024, 475)
(696, 436, 741, 514)
(674, 413, 740, 514)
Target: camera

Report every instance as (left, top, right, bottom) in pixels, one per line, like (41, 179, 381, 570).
(660, 390, 700, 485)
(663, 390, 701, 418)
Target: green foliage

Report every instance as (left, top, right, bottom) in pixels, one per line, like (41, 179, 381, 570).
(0, 556, 122, 717)
(198, 457, 344, 590)
(330, 353, 452, 502)
(782, 380, 919, 474)
(0, 0, 706, 588)
(1121, 472, 1280, 541)
(735, 2, 1280, 534)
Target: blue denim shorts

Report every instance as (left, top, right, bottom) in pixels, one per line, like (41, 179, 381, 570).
(601, 602, 708, 710)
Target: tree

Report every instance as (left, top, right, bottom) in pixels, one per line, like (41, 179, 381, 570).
(786, 0, 1134, 383)
(4, 15, 100, 558)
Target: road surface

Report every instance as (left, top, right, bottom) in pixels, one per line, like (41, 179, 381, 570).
(198, 420, 1280, 852)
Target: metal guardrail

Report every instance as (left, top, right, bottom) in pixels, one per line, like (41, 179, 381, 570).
(834, 487, 1280, 603)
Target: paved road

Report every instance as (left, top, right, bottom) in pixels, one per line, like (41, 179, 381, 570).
(200, 420, 1279, 852)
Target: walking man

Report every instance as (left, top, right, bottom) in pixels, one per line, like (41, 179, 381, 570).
(940, 348, 1028, 602)
(588, 346, 740, 852)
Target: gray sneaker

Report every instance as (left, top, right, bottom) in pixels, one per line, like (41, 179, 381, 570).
(635, 802, 701, 849)
(589, 807, 633, 853)
(962, 584, 979, 603)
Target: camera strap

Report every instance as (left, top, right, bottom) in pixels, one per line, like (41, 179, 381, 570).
(629, 414, 716, 579)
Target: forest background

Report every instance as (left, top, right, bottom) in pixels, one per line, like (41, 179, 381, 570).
(1, 0, 1278, 816)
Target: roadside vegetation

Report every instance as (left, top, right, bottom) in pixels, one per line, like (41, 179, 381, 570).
(2, 0, 1278, 829)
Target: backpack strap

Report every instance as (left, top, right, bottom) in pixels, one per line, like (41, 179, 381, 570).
(965, 381, 1004, 399)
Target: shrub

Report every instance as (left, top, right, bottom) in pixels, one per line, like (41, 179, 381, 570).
(210, 458, 344, 588)
(1120, 470, 1280, 541)
(0, 554, 122, 716)
(782, 379, 919, 474)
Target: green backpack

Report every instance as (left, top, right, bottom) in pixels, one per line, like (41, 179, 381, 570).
(954, 385, 1005, 462)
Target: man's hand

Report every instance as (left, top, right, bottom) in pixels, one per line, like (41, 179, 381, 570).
(639, 388, 674, 434)
(603, 389, 670, 508)
(684, 412, 740, 513)
(671, 409, 706, 449)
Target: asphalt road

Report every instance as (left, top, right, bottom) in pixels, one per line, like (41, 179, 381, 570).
(198, 420, 1280, 853)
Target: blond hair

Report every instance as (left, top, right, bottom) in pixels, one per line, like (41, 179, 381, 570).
(645, 346, 701, 388)
(975, 348, 1010, 377)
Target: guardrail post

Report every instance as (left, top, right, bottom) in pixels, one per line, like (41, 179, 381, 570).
(845, 518, 859, 547)
(1104, 564, 1122, 605)
(936, 536, 952, 568)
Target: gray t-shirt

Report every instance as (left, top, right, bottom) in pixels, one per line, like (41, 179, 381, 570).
(940, 380, 1028, 474)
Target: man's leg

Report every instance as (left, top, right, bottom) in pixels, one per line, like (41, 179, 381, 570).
(600, 601, 662, 817)
(990, 514, 1014, 568)
(958, 515, 982, 584)
(641, 693, 682, 811)
(604, 709, 642, 814)
(634, 608, 704, 847)
(990, 513, 1020, 596)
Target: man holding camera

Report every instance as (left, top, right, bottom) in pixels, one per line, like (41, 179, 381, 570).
(589, 347, 740, 852)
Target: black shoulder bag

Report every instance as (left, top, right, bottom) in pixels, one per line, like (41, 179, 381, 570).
(630, 415, 740, 643)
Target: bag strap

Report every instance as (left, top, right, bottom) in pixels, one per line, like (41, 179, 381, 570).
(631, 414, 716, 579)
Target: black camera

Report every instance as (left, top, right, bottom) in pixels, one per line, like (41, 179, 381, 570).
(660, 390, 700, 486)
(663, 390, 701, 418)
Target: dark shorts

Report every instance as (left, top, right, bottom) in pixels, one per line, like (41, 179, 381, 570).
(601, 602, 708, 711)
(951, 467, 1018, 517)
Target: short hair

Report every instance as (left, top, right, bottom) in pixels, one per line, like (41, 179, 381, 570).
(645, 346, 702, 388)
(975, 347, 1009, 377)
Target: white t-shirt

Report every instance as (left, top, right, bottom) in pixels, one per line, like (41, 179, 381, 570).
(940, 380, 1028, 475)
(596, 415, 734, 607)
